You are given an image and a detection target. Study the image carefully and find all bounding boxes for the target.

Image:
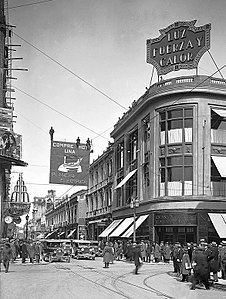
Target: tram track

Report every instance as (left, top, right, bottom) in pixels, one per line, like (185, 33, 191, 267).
(53, 263, 177, 299)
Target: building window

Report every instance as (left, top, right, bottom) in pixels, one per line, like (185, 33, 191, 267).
(107, 159, 112, 176)
(125, 172, 137, 205)
(144, 152, 150, 187)
(211, 109, 226, 144)
(159, 107, 193, 196)
(128, 129, 138, 170)
(116, 141, 124, 170)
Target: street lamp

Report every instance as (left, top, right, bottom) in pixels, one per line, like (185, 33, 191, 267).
(25, 214, 29, 240)
(130, 196, 139, 242)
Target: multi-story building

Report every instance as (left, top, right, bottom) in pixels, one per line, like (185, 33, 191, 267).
(45, 189, 87, 239)
(103, 74, 226, 244)
(86, 143, 113, 240)
(0, 1, 27, 237)
(31, 196, 47, 239)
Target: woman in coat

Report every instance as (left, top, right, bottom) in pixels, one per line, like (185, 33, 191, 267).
(154, 242, 161, 263)
(209, 241, 220, 282)
(103, 242, 113, 268)
(27, 241, 35, 263)
(181, 247, 191, 282)
(163, 242, 171, 263)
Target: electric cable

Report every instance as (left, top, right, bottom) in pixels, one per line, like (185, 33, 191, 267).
(13, 32, 127, 111)
(8, 0, 56, 10)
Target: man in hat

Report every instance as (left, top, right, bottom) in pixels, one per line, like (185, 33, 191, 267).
(219, 240, 226, 279)
(190, 240, 213, 290)
(132, 241, 142, 274)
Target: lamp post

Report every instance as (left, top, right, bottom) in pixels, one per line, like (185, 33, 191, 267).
(25, 214, 29, 240)
(130, 196, 139, 242)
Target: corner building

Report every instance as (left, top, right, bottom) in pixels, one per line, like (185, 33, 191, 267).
(111, 75, 226, 244)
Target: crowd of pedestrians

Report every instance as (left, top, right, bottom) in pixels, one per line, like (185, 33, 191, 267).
(101, 238, 226, 290)
(0, 238, 44, 273)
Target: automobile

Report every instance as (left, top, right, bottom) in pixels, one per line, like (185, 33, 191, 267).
(90, 240, 103, 257)
(71, 239, 95, 260)
(42, 239, 71, 263)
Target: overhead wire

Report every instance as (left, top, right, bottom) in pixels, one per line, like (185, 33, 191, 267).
(13, 32, 127, 111)
(8, 0, 56, 10)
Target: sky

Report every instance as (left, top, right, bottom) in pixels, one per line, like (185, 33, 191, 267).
(6, 0, 226, 222)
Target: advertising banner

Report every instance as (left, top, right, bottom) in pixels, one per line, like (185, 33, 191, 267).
(0, 130, 22, 160)
(49, 140, 90, 186)
(7, 202, 31, 217)
(147, 20, 211, 75)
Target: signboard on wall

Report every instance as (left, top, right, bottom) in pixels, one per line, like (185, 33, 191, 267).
(147, 20, 211, 75)
(0, 130, 22, 160)
(49, 140, 90, 186)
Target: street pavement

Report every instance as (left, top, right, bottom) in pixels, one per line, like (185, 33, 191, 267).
(1, 257, 226, 299)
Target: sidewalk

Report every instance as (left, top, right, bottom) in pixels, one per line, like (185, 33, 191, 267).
(121, 258, 226, 290)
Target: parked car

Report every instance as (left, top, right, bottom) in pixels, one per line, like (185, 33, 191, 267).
(71, 239, 95, 260)
(42, 239, 71, 263)
(90, 240, 103, 257)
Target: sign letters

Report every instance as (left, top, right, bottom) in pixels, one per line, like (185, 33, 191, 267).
(147, 20, 211, 75)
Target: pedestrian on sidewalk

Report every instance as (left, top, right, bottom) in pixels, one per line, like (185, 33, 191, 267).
(27, 240, 35, 263)
(181, 247, 191, 282)
(132, 241, 142, 275)
(34, 242, 41, 263)
(190, 240, 211, 290)
(209, 241, 220, 282)
(2, 243, 13, 273)
(103, 241, 113, 268)
(21, 240, 28, 263)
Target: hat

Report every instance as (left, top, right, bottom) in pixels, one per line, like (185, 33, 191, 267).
(211, 241, 217, 246)
(221, 240, 226, 246)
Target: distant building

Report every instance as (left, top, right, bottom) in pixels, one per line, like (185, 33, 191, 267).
(86, 143, 113, 240)
(45, 189, 87, 239)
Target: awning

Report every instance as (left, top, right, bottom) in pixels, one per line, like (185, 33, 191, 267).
(212, 109, 226, 118)
(209, 213, 226, 238)
(98, 219, 122, 238)
(115, 169, 137, 189)
(45, 229, 58, 239)
(212, 156, 226, 177)
(67, 229, 76, 238)
(109, 217, 134, 238)
(121, 215, 149, 238)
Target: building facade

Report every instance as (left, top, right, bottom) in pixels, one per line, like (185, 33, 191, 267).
(86, 143, 113, 240)
(0, 1, 27, 237)
(45, 189, 87, 239)
(109, 74, 226, 244)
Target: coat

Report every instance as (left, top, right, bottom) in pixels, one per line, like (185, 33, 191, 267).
(163, 245, 171, 260)
(140, 242, 146, 259)
(209, 245, 220, 273)
(192, 247, 210, 280)
(154, 243, 161, 259)
(2, 245, 12, 262)
(103, 245, 113, 263)
(219, 246, 226, 270)
(27, 243, 35, 258)
(133, 245, 142, 267)
(181, 253, 191, 275)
